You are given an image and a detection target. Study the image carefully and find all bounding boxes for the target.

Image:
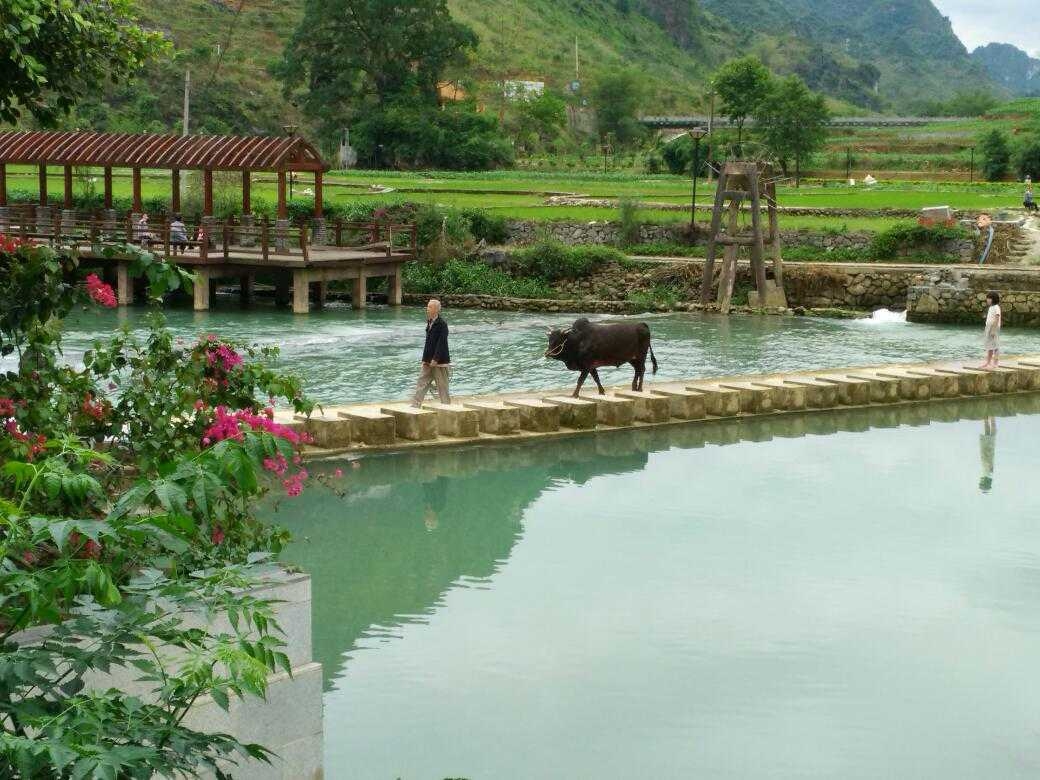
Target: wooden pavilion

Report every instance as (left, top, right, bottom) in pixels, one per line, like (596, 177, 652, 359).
(0, 131, 416, 313)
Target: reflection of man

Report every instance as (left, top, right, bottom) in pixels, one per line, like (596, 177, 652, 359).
(412, 299, 451, 407)
(979, 416, 996, 493)
(422, 477, 448, 531)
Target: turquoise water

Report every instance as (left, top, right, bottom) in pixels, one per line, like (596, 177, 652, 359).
(274, 395, 1040, 779)
(37, 302, 1040, 403)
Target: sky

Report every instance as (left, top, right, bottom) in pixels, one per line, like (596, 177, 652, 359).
(934, 0, 1036, 54)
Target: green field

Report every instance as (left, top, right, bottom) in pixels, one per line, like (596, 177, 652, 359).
(3, 165, 1026, 235)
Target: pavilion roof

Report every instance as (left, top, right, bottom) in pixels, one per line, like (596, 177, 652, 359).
(0, 131, 328, 172)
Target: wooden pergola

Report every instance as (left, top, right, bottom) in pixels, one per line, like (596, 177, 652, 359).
(0, 130, 329, 219)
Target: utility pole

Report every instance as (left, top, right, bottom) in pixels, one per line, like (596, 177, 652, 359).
(574, 36, 580, 81)
(182, 70, 190, 136)
(969, 146, 975, 184)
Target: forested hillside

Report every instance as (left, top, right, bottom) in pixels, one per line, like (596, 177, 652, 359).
(973, 43, 1040, 97)
(43, 0, 1004, 140)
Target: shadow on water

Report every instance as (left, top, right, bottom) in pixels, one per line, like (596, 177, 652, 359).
(271, 393, 1040, 688)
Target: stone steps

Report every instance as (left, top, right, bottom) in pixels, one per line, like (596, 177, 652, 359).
(286, 356, 1040, 459)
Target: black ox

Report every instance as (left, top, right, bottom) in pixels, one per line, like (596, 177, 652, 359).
(545, 318, 659, 397)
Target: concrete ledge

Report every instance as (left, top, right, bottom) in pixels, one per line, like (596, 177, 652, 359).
(719, 382, 775, 414)
(817, 375, 871, 406)
(294, 411, 352, 449)
(422, 402, 480, 438)
(754, 379, 806, 411)
(848, 372, 901, 403)
(338, 409, 396, 445)
(907, 369, 959, 398)
(463, 400, 521, 434)
(877, 370, 931, 401)
(380, 404, 438, 441)
(504, 399, 561, 432)
(578, 393, 636, 427)
(690, 385, 741, 417)
(785, 378, 839, 408)
(650, 386, 706, 420)
(614, 390, 672, 422)
(543, 396, 598, 429)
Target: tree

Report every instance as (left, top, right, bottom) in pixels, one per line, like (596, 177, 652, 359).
(591, 68, 646, 146)
(980, 129, 1011, 181)
(712, 57, 773, 153)
(754, 76, 830, 186)
(1014, 136, 1040, 181)
(279, 0, 477, 140)
(506, 91, 568, 152)
(0, 0, 165, 125)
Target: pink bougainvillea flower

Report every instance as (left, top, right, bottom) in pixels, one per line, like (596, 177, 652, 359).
(85, 274, 117, 308)
(211, 525, 226, 545)
(0, 397, 15, 417)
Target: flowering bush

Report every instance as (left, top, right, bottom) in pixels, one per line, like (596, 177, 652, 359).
(0, 240, 332, 775)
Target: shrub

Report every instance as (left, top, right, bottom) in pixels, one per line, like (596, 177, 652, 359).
(980, 129, 1011, 181)
(617, 198, 643, 246)
(461, 208, 510, 244)
(513, 241, 625, 281)
(868, 222, 968, 260)
(1014, 137, 1040, 181)
(403, 259, 553, 298)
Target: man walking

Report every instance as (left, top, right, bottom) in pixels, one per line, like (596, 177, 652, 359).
(412, 299, 451, 407)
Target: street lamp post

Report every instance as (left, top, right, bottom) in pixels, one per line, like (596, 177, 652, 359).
(688, 127, 709, 231)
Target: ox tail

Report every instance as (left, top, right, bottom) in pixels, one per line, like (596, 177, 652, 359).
(649, 342, 658, 375)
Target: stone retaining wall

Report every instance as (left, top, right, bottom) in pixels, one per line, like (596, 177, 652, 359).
(908, 266, 1040, 326)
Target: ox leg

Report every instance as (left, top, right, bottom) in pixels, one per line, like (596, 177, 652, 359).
(590, 368, 605, 395)
(573, 370, 590, 398)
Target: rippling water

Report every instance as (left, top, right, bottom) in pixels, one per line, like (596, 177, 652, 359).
(273, 395, 1040, 779)
(32, 301, 1040, 403)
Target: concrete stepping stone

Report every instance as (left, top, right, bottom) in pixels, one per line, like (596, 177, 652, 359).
(933, 366, 989, 396)
(905, 368, 959, 398)
(815, 374, 871, 406)
(753, 379, 806, 411)
(578, 393, 636, 427)
(718, 382, 775, 414)
(688, 384, 741, 417)
(846, 372, 901, 403)
(338, 408, 395, 445)
(504, 399, 561, 432)
(649, 386, 706, 420)
(987, 366, 1020, 393)
(1003, 360, 1040, 390)
(613, 390, 672, 423)
(293, 410, 352, 449)
(379, 404, 438, 441)
(784, 377, 839, 408)
(542, 396, 598, 430)
(875, 369, 931, 401)
(421, 402, 480, 439)
(463, 400, 521, 435)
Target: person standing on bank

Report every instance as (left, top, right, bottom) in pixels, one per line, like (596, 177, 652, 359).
(981, 291, 1002, 369)
(412, 299, 451, 407)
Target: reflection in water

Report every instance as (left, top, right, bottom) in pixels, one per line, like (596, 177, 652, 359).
(269, 394, 1040, 779)
(979, 416, 996, 493)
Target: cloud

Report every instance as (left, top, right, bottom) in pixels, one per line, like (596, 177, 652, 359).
(934, 0, 1038, 54)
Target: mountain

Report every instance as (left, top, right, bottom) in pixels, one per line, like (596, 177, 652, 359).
(52, 0, 1001, 140)
(699, 0, 999, 111)
(972, 43, 1040, 96)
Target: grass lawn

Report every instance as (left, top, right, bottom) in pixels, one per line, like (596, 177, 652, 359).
(2, 165, 1022, 233)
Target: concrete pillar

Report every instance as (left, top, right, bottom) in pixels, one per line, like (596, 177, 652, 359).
(116, 262, 132, 306)
(193, 268, 210, 311)
(60, 208, 77, 239)
(390, 269, 403, 306)
(275, 273, 291, 307)
(311, 216, 327, 247)
(240, 274, 254, 304)
(292, 270, 310, 314)
(352, 275, 367, 309)
(239, 213, 256, 247)
(275, 217, 289, 252)
(35, 204, 52, 236)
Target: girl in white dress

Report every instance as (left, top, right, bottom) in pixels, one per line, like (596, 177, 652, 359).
(982, 292, 1002, 368)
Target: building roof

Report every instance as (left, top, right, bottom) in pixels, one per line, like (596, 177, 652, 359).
(0, 131, 328, 172)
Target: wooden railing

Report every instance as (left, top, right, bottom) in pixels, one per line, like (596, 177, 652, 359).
(0, 211, 418, 264)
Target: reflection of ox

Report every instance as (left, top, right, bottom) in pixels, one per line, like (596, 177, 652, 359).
(545, 317, 658, 397)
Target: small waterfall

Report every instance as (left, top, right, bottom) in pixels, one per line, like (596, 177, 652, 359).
(868, 308, 907, 323)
